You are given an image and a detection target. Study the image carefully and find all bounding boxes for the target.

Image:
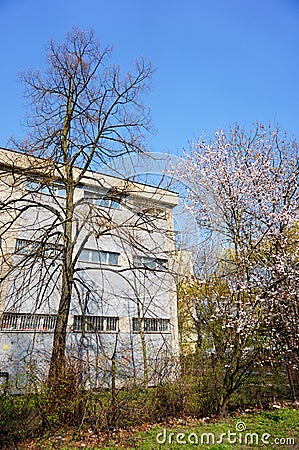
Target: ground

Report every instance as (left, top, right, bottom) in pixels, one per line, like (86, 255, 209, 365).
(7, 404, 299, 449)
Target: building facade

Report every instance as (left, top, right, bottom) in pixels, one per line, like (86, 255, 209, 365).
(0, 148, 179, 391)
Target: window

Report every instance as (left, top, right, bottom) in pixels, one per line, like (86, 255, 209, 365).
(138, 207, 167, 220)
(132, 318, 139, 332)
(100, 251, 119, 265)
(73, 315, 104, 332)
(1, 313, 57, 331)
(15, 239, 38, 254)
(144, 318, 158, 332)
(1, 313, 18, 330)
(132, 317, 170, 333)
(20, 315, 41, 330)
(106, 316, 118, 331)
(131, 201, 167, 219)
(26, 179, 66, 198)
(44, 243, 62, 258)
(79, 249, 119, 265)
(15, 238, 62, 259)
(73, 315, 118, 332)
(133, 256, 167, 271)
(84, 191, 121, 210)
(159, 319, 170, 332)
(79, 249, 90, 262)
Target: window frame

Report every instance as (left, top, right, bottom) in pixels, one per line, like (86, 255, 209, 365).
(133, 256, 168, 271)
(83, 190, 121, 210)
(26, 179, 66, 198)
(15, 238, 63, 259)
(78, 248, 120, 266)
(132, 317, 170, 333)
(73, 315, 119, 333)
(1, 313, 57, 332)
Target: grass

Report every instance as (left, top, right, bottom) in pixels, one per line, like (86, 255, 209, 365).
(18, 406, 299, 449)
(103, 407, 299, 449)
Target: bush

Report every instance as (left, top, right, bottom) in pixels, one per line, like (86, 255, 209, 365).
(0, 354, 297, 446)
(0, 394, 42, 447)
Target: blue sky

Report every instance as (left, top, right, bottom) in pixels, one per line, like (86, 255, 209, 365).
(1, 0, 299, 154)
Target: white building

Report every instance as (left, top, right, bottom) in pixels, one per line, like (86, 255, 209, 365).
(0, 148, 179, 391)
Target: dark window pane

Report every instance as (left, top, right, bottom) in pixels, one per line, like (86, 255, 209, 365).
(79, 250, 90, 262)
(108, 252, 119, 265)
(106, 317, 118, 331)
(111, 200, 120, 209)
(99, 251, 108, 264)
(132, 318, 140, 331)
(91, 250, 100, 263)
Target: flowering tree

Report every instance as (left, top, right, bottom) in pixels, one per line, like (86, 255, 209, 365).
(175, 123, 299, 411)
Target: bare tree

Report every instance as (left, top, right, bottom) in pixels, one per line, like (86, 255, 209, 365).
(0, 155, 178, 397)
(0, 26, 160, 385)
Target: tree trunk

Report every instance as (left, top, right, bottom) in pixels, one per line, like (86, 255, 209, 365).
(137, 302, 148, 388)
(48, 266, 73, 381)
(285, 358, 297, 403)
(48, 185, 74, 384)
